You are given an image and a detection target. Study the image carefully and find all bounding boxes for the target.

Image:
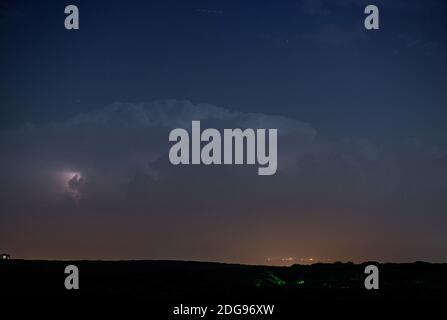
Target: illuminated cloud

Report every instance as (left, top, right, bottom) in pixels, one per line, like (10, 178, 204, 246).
(1, 100, 447, 262)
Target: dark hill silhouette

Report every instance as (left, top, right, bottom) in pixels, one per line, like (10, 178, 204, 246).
(1, 260, 445, 315)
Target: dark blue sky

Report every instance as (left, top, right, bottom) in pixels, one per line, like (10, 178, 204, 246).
(1, 0, 447, 263)
(2, 0, 446, 137)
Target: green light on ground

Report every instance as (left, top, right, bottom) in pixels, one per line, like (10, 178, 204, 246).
(265, 271, 286, 286)
(297, 280, 305, 285)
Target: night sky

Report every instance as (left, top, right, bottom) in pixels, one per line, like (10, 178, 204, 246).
(1, 0, 447, 264)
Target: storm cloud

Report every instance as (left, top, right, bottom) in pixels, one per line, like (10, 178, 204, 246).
(1, 100, 447, 263)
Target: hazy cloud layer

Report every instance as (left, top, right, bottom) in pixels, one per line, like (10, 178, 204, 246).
(1, 100, 447, 262)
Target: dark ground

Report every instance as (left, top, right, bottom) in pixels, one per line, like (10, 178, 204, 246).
(1, 260, 445, 316)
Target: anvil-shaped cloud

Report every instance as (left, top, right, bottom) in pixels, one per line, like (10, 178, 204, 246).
(1, 100, 446, 263)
